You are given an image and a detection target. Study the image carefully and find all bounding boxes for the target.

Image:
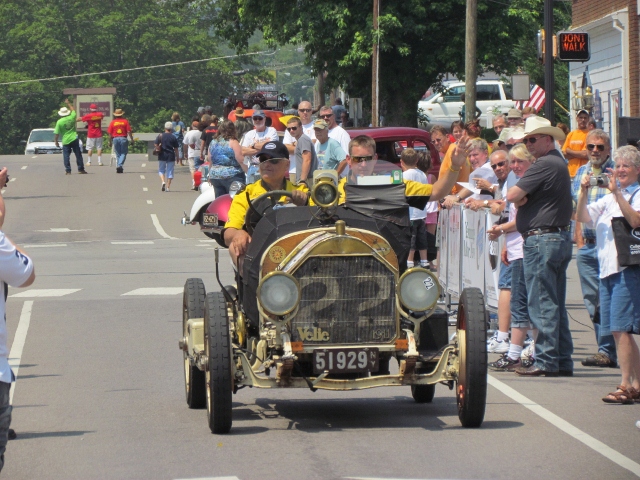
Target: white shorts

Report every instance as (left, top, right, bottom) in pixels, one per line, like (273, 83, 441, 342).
(187, 157, 196, 173)
(86, 137, 103, 151)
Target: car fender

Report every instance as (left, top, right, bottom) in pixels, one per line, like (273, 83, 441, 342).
(204, 194, 232, 224)
(188, 186, 216, 223)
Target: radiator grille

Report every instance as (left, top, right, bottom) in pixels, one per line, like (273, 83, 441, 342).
(290, 256, 396, 344)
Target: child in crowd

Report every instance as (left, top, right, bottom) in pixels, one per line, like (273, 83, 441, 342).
(400, 148, 430, 269)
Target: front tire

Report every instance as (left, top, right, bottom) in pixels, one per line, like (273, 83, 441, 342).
(455, 288, 487, 428)
(205, 291, 233, 434)
(183, 278, 206, 409)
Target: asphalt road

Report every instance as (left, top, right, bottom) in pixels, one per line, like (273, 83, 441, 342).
(1, 153, 639, 480)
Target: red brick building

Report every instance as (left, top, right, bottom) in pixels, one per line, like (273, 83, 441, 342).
(569, 0, 639, 145)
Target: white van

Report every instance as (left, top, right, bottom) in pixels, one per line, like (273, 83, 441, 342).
(418, 80, 515, 129)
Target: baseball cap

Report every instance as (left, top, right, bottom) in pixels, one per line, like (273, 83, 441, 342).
(164, 121, 173, 130)
(252, 110, 266, 119)
(506, 108, 522, 119)
(577, 109, 589, 117)
(255, 140, 289, 160)
(89, 103, 97, 111)
(313, 119, 328, 130)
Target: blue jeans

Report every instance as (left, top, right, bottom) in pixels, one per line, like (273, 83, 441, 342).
(211, 173, 246, 198)
(0, 382, 11, 473)
(62, 138, 85, 172)
(576, 244, 617, 362)
(112, 137, 128, 168)
(523, 231, 574, 372)
(599, 267, 640, 336)
(510, 258, 530, 328)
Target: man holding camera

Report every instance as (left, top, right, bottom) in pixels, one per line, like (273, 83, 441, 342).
(571, 129, 617, 368)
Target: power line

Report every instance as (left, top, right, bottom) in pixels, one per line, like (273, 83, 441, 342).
(0, 50, 275, 87)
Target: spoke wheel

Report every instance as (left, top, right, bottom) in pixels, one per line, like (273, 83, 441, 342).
(183, 278, 206, 409)
(205, 291, 233, 434)
(456, 288, 487, 428)
(411, 384, 436, 403)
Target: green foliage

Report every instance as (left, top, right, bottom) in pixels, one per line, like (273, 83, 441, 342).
(0, 0, 265, 154)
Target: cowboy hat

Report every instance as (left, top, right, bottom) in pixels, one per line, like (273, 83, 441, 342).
(113, 109, 125, 117)
(58, 107, 71, 117)
(234, 107, 245, 117)
(523, 116, 566, 142)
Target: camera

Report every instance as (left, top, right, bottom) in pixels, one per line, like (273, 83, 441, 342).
(589, 175, 609, 187)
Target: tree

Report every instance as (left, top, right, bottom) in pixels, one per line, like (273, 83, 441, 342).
(0, 0, 267, 153)
(205, 0, 570, 126)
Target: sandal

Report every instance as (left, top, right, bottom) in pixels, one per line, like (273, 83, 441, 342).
(602, 385, 638, 404)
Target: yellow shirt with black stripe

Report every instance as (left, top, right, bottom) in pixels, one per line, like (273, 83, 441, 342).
(224, 179, 309, 231)
(336, 176, 433, 206)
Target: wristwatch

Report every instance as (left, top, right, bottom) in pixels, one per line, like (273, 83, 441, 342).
(483, 200, 489, 207)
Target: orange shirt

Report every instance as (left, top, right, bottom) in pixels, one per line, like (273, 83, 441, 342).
(562, 128, 588, 177)
(438, 143, 470, 194)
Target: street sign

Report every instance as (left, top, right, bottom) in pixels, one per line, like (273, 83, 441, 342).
(557, 32, 590, 62)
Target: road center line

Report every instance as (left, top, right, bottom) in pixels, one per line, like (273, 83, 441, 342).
(147, 200, 153, 205)
(143, 187, 148, 192)
(488, 375, 640, 477)
(9, 301, 33, 404)
(140, 175, 145, 180)
(21, 166, 27, 170)
(150, 214, 175, 239)
(141, 163, 146, 167)
(9, 178, 16, 182)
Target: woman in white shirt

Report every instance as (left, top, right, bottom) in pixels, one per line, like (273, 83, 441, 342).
(576, 145, 640, 404)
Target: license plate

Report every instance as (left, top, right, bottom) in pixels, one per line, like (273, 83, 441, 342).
(202, 213, 218, 228)
(313, 347, 379, 374)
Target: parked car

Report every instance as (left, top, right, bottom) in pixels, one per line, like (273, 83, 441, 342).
(22, 128, 62, 155)
(418, 80, 515, 129)
(180, 161, 488, 434)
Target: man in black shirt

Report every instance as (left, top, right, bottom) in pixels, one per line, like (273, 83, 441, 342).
(506, 117, 573, 377)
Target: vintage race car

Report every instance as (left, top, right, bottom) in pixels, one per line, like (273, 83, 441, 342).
(179, 163, 487, 434)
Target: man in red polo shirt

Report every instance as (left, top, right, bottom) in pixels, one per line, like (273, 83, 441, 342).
(81, 104, 104, 166)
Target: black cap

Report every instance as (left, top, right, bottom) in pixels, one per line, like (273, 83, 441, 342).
(256, 140, 289, 160)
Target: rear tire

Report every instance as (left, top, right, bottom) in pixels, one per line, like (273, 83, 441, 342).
(456, 288, 487, 428)
(183, 278, 206, 409)
(205, 291, 233, 434)
(411, 384, 435, 403)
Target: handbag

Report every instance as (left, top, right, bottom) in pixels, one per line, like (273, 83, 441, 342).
(152, 134, 162, 156)
(611, 188, 640, 266)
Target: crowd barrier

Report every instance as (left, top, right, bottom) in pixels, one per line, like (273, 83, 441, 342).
(437, 204, 503, 312)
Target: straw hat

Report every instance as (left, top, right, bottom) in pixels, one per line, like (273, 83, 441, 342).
(113, 109, 125, 117)
(523, 116, 566, 142)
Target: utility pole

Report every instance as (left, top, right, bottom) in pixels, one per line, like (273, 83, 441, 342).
(543, 0, 555, 123)
(371, 0, 380, 127)
(464, 0, 477, 123)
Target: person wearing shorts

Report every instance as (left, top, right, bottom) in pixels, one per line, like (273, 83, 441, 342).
(81, 104, 104, 166)
(400, 148, 430, 269)
(183, 120, 202, 190)
(155, 122, 179, 192)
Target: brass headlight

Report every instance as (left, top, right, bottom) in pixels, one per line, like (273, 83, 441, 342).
(311, 179, 339, 208)
(397, 267, 440, 312)
(257, 272, 300, 316)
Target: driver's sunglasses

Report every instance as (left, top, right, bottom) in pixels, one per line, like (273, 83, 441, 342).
(587, 144, 605, 151)
(259, 157, 285, 165)
(351, 156, 373, 163)
(286, 126, 298, 131)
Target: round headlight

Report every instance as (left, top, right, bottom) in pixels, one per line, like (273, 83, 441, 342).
(311, 181, 338, 208)
(257, 272, 300, 316)
(398, 268, 440, 312)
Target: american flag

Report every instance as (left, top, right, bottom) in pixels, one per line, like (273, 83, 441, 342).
(515, 84, 545, 112)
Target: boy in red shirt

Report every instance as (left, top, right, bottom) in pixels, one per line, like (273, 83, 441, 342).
(81, 104, 104, 166)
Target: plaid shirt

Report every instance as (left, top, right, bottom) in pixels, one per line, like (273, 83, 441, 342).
(571, 157, 614, 240)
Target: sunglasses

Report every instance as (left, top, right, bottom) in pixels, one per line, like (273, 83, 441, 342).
(319, 113, 333, 118)
(252, 116, 264, 121)
(491, 161, 507, 170)
(522, 137, 538, 145)
(259, 157, 285, 165)
(286, 126, 298, 131)
(298, 108, 312, 113)
(351, 156, 373, 163)
(587, 144, 605, 151)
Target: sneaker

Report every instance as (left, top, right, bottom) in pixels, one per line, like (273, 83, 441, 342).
(161, 183, 165, 191)
(98, 162, 103, 166)
(78, 170, 88, 174)
(8, 428, 16, 440)
(487, 335, 510, 354)
(87, 160, 91, 165)
(165, 187, 170, 192)
(116, 167, 123, 173)
(581, 352, 617, 368)
(521, 340, 535, 364)
(489, 354, 521, 371)
(65, 172, 71, 175)
(524, 334, 534, 347)
(486, 330, 498, 345)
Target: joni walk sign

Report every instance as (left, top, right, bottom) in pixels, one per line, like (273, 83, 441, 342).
(557, 32, 590, 62)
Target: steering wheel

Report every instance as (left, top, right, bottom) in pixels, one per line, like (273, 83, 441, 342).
(244, 190, 294, 235)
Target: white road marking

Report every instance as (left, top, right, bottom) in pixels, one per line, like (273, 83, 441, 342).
(35, 228, 91, 233)
(147, 200, 153, 205)
(199, 239, 217, 243)
(140, 175, 146, 179)
(141, 163, 146, 167)
(1, 190, 5, 195)
(143, 187, 148, 192)
(9, 178, 16, 182)
(111, 241, 154, 245)
(488, 375, 640, 477)
(8, 301, 33, 404)
(10, 289, 81, 298)
(174, 477, 240, 480)
(150, 213, 176, 239)
(31, 156, 37, 159)
(21, 166, 27, 170)
(122, 287, 183, 296)
(23, 244, 67, 248)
